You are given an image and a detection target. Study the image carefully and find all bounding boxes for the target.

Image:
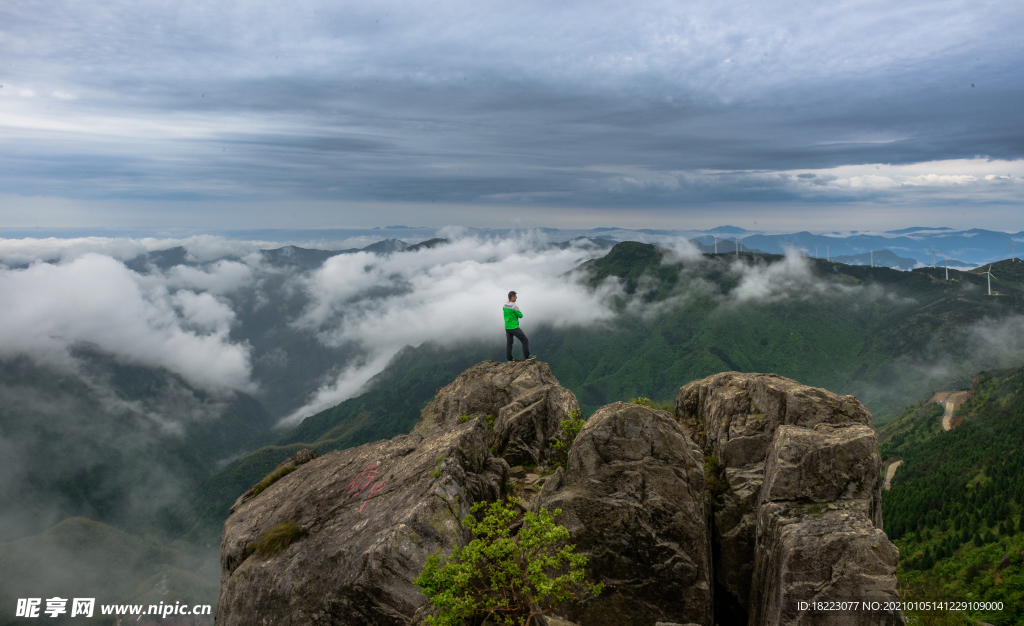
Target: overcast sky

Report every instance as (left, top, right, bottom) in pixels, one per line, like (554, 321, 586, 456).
(1, 0, 1021, 231)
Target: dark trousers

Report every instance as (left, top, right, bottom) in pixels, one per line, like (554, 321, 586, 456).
(505, 327, 529, 361)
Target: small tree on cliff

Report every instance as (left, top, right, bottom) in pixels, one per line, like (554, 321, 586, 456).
(414, 497, 602, 626)
(548, 409, 586, 468)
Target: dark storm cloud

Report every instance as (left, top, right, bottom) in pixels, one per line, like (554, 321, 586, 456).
(1, 0, 1022, 218)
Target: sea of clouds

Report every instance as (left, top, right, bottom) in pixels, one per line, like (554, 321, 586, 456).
(0, 231, 625, 425)
(3, 230, 1023, 429)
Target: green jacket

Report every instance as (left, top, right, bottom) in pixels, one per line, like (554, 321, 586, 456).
(503, 302, 523, 329)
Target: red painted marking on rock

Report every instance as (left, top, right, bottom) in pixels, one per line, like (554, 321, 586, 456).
(346, 463, 380, 498)
(347, 464, 388, 514)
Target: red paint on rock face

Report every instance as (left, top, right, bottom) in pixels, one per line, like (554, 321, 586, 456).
(347, 463, 388, 513)
(347, 464, 379, 497)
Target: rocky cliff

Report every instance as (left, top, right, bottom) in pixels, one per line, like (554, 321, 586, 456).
(675, 372, 896, 624)
(217, 363, 903, 626)
(530, 402, 713, 625)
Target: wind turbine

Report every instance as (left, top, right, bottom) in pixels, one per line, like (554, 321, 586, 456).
(934, 248, 948, 279)
(814, 244, 820, 259)
(981, 266, 995, 296)
(1010, 239, 1016, 262)
(930, 246, 938, 267)
(735, 237, 742, 257)
(713, 235, 718, 254)
(826, 245, 830, 262)
(870, 250, 874, 268)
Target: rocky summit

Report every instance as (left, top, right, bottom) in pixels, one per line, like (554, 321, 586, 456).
(413, 360, 581, 466)
(530, 402, 712, 625)
(218, 363, 904, 626)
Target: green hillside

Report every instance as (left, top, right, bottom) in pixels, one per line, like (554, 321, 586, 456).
(555, 246, 1023, 418)
(186, 245, 1024, 542)
(880, 364, 1024, 626)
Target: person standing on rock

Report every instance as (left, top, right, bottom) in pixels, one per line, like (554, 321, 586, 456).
(504, 291, 535, 362)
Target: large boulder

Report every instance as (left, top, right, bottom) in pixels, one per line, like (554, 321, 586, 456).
(217, 364, 902, 626)
(531, 402, 713, 626)
(216, 419, 507, 626)
(674, 372, 887, 624)
(748, 500, 901, 626)
(758, 424, 882, 524)
(414, 360, 580, 466)
(748, 424, 902, 625)
(675, 372, 874, 464)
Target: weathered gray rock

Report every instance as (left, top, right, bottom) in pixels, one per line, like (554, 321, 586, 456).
(218, 364, 903, 626)
(748, 423, 901, 625)
(532, 402, 713, 626)
(675, 372, 878, 620)
(216, 419, 507, 626)
(759, 424, 882, 526)
(414, 360, 580, 465)
(675, 372, 874, 465)
(1000, 554, 1011, 570)
(748, 501, 901, 626)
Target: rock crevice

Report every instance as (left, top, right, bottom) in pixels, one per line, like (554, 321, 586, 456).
(676, 372, 901, 626)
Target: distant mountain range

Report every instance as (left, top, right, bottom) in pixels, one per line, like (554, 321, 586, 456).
(686, 227, 1021, 268)
(3, 225, 1020, 268)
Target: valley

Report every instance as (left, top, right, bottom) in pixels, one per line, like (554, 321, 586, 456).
(3, 238, 1024, 624)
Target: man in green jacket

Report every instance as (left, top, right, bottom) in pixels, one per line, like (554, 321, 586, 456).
(503, 291, 534, 362)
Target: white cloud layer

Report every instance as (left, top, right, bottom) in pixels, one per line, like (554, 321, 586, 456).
(282, 234, 619, 423)
(0, 254, 253, 391)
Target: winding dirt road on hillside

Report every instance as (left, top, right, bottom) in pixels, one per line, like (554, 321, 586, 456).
(883, 390, 970, 491)
(938, 391, 969, 431)
(883, 460, 903, 490)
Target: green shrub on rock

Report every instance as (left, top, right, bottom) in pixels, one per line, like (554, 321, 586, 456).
(414, 498, 602, 626)
(248, 465, 296, 499)
(548, 409, 586, 468)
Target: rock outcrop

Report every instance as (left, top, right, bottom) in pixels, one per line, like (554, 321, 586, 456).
(218, 365, 903, 626)
(414, 360, 580, 466)
(676, 372, 901, 625)
(217, 419, 506, 626)
(531, 402, 713, 626)
(217, 360, 575, 626)
(748, 424, 900, 625)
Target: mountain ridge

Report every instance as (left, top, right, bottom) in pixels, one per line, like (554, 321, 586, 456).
(183, 241, 1024, 543)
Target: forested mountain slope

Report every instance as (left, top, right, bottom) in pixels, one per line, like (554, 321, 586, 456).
(187, 244, 1024, 540)
(881, 364, 1024, 626)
